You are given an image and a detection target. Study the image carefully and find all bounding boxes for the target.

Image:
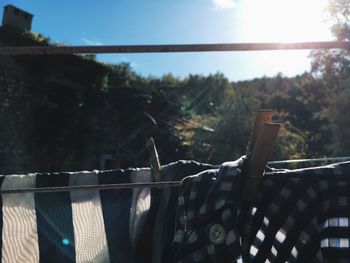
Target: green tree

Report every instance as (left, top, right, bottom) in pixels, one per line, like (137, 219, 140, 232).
(311, 0, 350, 155)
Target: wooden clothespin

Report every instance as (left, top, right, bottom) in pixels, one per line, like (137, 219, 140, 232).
(242, 110, 280, 201)
(147, 137, 161, 182)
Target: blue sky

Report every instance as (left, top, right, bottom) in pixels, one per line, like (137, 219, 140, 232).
(1, 0, 333, 81)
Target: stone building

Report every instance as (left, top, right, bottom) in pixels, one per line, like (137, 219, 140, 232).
(2, 4, 33, 31)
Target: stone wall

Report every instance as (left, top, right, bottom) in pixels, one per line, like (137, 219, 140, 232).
(0, 28, 185, 174)
(0, 55, 36, 174)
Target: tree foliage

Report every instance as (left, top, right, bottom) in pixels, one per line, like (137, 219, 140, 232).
(2, 3, 350, 173)
(310, 0, 350, 156)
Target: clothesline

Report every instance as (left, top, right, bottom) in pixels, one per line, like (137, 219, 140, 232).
(268, 156, 350, 164)
(0, 181, 182, 194)
(0, 156, 349, 194)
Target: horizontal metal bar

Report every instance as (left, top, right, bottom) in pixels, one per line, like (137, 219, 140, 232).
(0, 181, 181, 194)
(1, 41, 350, 55)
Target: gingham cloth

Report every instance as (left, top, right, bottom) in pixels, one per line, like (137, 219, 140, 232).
(171, 160, 350, 263)
(169, 157, 245, 263)
(151, 161, 214, 263)
(242, 161, 350, 262)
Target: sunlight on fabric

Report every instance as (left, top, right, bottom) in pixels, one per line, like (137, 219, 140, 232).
(323, 217, 349, 228)
(251, 207, 257, 215)
(256, 229, 265, 242)
(271, 245, 277, 256)
(136, 189, 151, 215)
(291, 246, 298, 258)
(275, 229, 286, 243)
(321, 238, 350, 248)
(263, 217, 270, 227)
(1, 174, 39, 263)
(250, 245, 259, 256)
(69, 172, 110, 263)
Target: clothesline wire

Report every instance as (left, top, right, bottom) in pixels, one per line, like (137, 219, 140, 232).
(0, 156, 349, 194)
(267, 156, 350, 164)
(0, 181, 182, 194)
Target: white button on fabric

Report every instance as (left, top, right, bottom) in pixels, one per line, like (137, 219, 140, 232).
(209, 224, 226, 245)
(174, 229, 184, 243)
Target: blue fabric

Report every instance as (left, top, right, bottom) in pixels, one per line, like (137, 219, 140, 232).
(98, 169, 133, 263)
(152, 160, 214, 263)
(35, 172, 76, 263)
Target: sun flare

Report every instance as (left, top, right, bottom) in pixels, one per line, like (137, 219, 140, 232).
(241, 0, 331, 42)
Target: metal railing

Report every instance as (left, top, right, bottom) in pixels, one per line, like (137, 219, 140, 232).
(0, 41, 349, 55)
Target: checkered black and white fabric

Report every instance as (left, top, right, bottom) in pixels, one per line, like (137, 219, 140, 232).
(243, 161, 350, 262)
(170, 157, 245, 263)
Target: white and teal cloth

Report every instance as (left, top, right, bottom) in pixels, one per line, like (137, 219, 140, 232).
(0, 168, 149, 263)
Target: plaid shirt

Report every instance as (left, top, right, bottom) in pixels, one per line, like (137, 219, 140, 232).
(171, 160, 350, 263)
(170, 157, 245, 263)
(243, 161, 350, 262)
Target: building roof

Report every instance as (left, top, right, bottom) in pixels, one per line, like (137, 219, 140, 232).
(4, 4, 34, 18)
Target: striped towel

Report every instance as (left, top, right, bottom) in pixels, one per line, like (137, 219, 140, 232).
(0, 168, 152, 263)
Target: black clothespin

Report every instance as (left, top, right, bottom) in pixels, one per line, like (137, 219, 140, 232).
(242, 110, 280, 201)
(147, 137, 161, 182)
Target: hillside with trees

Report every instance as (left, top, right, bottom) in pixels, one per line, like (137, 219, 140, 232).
(0, 1, 350, 173)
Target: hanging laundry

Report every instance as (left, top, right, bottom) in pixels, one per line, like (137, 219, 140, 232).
(97, 167, 154, 262)
(168, 157, 244, 263)
(1, 159, 350, 262)
(149, 160, 214, 263)
(0, 168, 152, 263)
(0, 160, 215, 263)
(4, 169, 133, 263)
(242, 161, 350, 262)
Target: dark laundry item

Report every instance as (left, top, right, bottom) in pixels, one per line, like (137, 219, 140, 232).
(98, 169, 134, 263)
(169, 158, 244, 263)
(0, 169, 138, 263)
(2, 160, 350, 262)
(151, 160, 214, 263)
(169, 160, 350, 263)
(35, 169, 135, 263)
(134, 160, 215, 263)
(35, 172, 76, 263)
(242, 161, 350, 262)
(0, 160, 216, 263)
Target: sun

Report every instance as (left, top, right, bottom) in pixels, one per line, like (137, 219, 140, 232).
(241, 0, 332, 42)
